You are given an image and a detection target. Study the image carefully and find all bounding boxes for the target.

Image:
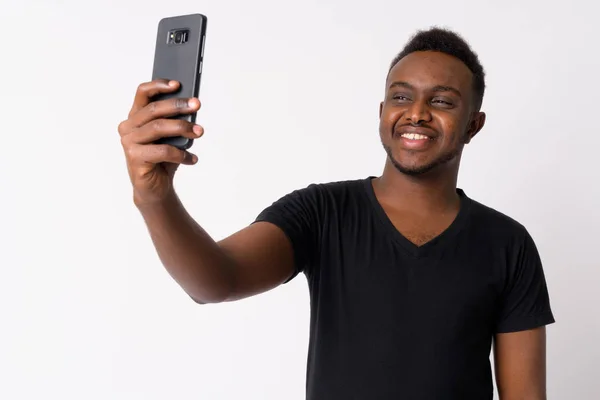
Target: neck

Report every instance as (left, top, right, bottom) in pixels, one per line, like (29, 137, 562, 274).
(373, 159, 461, 213)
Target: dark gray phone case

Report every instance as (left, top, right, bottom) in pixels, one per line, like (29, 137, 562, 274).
(151, 14, 207, 150)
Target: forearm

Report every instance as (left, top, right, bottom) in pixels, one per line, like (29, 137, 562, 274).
(497, 381, 546, 400)
(136, 191, 234, 303)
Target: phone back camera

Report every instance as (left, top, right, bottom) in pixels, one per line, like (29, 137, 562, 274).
(168, 29, 189, 45)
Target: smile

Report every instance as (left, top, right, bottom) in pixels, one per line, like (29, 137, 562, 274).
(396, 132, 435, 151)
(400, 133, 431, 140)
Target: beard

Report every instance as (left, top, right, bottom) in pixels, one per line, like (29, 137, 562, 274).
(382, 141, 462, 176)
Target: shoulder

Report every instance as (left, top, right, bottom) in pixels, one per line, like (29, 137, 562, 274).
(253, 178, 370, 278)
(296, 177, 368, 195)
(256, 177, 369, 223)
(276, 177, 370, 206)
(464, 193, 534, 248)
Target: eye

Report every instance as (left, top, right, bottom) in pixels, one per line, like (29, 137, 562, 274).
(392, 94, 411, 102)
(431, 98, 453, 107)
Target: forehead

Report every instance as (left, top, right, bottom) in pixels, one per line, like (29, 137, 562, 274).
(387, 51, 473, 93)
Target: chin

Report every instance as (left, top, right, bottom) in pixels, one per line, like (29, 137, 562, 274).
(383, 145, 430, 175)
(384, 144, 459, 177)
(392, 159, 438, 176)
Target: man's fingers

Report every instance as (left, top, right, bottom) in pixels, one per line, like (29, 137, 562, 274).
(128, 79, 180, 118)
(130, 119, 203, 144)
(127, 143, 198, 166)
(129, 97, 201, 128)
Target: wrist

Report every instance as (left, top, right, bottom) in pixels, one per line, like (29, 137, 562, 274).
(133, 188, 179, 212)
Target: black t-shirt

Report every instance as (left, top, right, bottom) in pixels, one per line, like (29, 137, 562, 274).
(254, 177, 555, 400)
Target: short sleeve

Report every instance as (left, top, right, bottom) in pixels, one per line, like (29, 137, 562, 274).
(253, 184, 323, 283)
(495, 227, 555, 333)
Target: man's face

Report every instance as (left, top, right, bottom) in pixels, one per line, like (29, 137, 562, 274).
(379, 51, 485, 176)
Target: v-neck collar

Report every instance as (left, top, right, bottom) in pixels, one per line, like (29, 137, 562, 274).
(362, 176, 472, 259)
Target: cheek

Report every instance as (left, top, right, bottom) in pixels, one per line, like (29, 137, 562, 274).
(380, 107, 402, 133)
(438, 115, 467, 143)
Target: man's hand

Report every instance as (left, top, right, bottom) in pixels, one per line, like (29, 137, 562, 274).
(118, 79, 204, 206)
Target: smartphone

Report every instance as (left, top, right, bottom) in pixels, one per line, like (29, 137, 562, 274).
(151, 13, 207, 150)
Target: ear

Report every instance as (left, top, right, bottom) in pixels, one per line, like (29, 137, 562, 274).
(464, 112, 486, 144)
(379, 101, 384, 118)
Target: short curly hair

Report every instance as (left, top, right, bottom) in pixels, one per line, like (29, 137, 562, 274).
(390, 27, 486, 110)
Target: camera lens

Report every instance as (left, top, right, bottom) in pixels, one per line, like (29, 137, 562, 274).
(174, 32, 183, 44)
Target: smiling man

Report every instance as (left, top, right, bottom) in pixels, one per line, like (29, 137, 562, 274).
(119, 27, 555, 399)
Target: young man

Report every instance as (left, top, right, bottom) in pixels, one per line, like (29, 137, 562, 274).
(118, 28, 554, 399)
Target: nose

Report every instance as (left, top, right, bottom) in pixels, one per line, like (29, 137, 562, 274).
(405, 100, 432, 125)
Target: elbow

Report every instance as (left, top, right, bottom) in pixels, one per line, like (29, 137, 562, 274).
(190, 295, 208, 305)
(189, 293, 227, 305)
(184, 259, 236, 305)
(187, 288, 231, 305)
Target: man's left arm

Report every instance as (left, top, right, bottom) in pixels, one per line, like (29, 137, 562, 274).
(494, 327, 547, 399)
(493, 226, 555, 399)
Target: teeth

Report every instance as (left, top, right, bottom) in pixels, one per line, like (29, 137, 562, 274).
(401, 133, 429, 140)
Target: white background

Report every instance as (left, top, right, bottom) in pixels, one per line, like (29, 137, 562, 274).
(1, 0, 599, 398)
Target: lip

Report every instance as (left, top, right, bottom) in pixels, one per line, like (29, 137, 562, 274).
(393, 126, 437, 151)
(394, 126, 437, 139)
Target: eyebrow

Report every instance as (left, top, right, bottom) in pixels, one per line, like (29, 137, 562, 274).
(389, 81, 462, 97)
